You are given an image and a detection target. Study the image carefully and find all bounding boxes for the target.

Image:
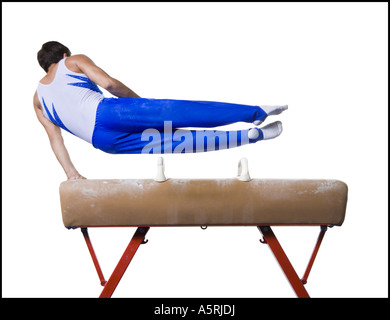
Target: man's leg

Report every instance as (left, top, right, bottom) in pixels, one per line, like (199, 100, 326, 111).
(95, 97, 286, 132)
(92, 121, 282, 154)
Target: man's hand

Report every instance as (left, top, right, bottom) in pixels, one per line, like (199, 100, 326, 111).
(67, 170, 87, 180)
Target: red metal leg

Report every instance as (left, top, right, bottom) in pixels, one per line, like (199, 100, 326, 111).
(301, 225, 327, 284)
(99, 227, 150, 298)
(258, 226, 310, 298)
(81, 228, 107, 286)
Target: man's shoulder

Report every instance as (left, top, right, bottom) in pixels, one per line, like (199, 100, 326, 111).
(67, 54, 90, 62)
(66, 54, 92, 73)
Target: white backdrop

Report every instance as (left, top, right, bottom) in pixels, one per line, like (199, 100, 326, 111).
(2, 2, 388, 298)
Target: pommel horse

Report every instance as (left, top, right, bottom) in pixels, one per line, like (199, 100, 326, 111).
(59, 157, 348, 298)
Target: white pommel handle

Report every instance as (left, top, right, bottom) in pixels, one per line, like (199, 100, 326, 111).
(237, 157, 251, 182)
(155, 157, 167, 182)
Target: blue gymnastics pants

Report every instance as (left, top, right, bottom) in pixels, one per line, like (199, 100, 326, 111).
(92, 97, 268, 154)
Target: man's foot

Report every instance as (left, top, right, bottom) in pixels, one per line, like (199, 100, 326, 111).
(253, 105, 288, 125)
(248, 121, 283, 140)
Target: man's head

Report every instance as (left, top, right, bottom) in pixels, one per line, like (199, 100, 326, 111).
(37, 41, 71, 72)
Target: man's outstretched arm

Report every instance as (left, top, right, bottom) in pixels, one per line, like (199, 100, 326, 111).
(33, 92, 85, 180)
(71, 54, 141, 98)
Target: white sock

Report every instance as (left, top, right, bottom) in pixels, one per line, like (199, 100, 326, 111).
(253, 105, 288, 126)
(261, 121, 283, 140)
(248, 121, 283, 140)
(260, 104, 288, 116)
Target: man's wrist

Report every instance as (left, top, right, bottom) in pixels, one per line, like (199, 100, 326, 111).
(65, 167, 79, 179)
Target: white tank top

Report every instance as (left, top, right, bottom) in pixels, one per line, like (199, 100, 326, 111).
(36, 57, 104, 143)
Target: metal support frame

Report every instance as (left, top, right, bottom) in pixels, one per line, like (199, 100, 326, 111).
(301, 225, 327, 285)
(80, 225, 328, 298)
(257, 225, 328, 298)
(81, 228, 107, 286)
(81, 226, 149, 298)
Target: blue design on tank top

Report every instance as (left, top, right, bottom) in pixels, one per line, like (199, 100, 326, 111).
(42, 97, 74, 135)
(66, 74, 103, 94)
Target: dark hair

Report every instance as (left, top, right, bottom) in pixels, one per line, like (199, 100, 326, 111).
(37, 41, 71, 72)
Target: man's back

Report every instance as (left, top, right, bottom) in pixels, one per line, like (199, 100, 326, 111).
(36, 57, 104, 143)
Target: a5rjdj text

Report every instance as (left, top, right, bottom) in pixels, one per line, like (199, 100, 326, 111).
(154, 304, 235, 317)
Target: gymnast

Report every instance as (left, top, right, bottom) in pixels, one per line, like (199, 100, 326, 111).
(33, 41, 288, 180)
